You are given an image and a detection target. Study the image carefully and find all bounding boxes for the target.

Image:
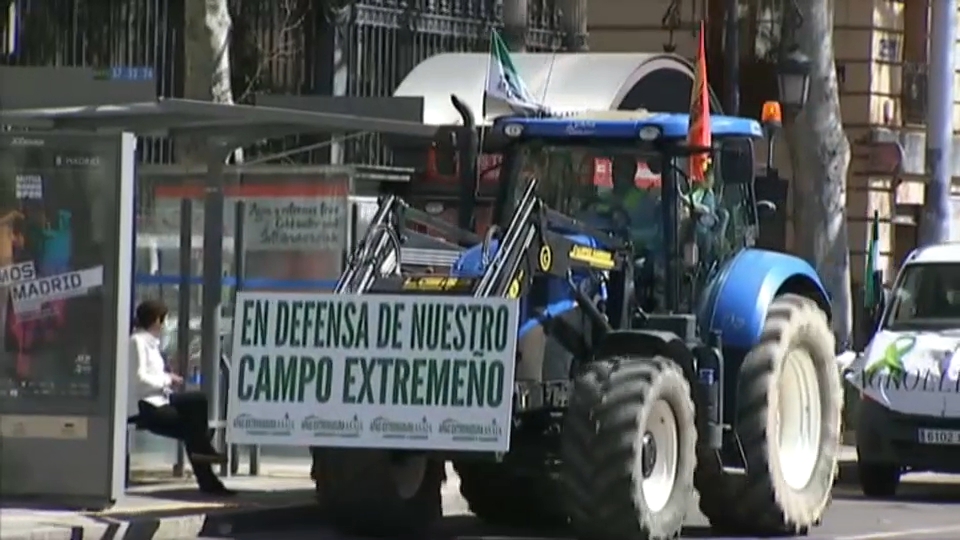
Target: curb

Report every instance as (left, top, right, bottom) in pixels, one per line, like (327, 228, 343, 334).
(1, 503, 326, 540)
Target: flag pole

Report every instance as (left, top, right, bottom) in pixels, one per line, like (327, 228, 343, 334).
(473, 29, 496, 217)
(481, 28, 495, 121)
(538, 39, 559, 118)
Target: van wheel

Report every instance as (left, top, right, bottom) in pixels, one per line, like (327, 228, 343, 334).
(858, 462, 901, 498)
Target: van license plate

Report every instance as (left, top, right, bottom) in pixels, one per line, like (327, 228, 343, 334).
(918, 428, 960, 445)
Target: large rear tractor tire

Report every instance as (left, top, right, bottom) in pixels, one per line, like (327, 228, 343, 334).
(454, 461, 565, 529)
(696, 293, 842, 536)
(311, 448, 443, 537)
(561, 356, 697, 540)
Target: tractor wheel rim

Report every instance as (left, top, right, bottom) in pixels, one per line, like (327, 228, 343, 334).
(640, 399, 679, 513)
(391, 454, 428, 500)
(778, 347, 823, 491)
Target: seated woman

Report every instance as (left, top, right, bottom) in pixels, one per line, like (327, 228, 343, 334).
(128, 299, 235, 495)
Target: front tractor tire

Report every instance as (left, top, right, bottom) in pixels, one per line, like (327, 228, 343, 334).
(697, 293, 842, 536)
(454, 461, 565, 529)
(561, 356, 697, 540)
(311, 448, 443, 537)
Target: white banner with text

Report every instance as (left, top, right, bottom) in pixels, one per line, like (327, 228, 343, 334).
(226, 292, 519, 451)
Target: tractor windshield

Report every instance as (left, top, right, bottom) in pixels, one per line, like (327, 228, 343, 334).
(508, 140, 755, 261)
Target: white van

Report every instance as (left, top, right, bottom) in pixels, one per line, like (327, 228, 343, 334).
(845, 242, 960, 496)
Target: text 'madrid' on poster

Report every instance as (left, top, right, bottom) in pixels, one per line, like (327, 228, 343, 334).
(226, 292, 520, 452)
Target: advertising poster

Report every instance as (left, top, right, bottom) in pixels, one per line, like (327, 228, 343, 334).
(0, 147, 107, 399)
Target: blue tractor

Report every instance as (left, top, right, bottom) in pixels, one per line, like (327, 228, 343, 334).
(318, 101, 843, 539)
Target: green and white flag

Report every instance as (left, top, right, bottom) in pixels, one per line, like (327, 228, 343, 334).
(483, 31, 543, 119)
(864, 210, 882, 311)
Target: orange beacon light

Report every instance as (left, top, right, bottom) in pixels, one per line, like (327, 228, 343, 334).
(761, 100, 783, 128)
(760, 101, 782, 172)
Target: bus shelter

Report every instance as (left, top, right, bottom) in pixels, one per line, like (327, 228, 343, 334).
(0, 98, 438, 507)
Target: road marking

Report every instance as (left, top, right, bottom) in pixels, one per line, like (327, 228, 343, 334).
(834, 525, 960, 539)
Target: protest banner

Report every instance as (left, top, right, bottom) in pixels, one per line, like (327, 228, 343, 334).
(242, 194, 345, 252)
(226, 292, 519, 452)
(152, 171, 350, 292)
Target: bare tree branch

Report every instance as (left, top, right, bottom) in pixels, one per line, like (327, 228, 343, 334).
(236, 0, 305, 103)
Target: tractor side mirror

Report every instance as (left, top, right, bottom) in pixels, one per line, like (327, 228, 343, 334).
(719, 137, 755, 185)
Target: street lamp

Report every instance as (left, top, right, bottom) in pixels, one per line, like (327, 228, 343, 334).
(777, 48, 812, 114)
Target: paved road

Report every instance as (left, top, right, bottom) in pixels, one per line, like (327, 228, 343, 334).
(131, 437, 960, 539)
(221, 471, 960, 540)
(127, 438, 960, 539)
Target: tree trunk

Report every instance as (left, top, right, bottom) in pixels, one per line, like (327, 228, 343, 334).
(784, 0, 852, 349)
(182, 0, 240, 164)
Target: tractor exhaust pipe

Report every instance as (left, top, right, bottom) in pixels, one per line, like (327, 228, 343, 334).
(451, 94, 479, 232)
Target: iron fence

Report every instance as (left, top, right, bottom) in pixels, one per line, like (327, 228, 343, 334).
(2, 0, 183, 163)
(4, 0, 574, 165)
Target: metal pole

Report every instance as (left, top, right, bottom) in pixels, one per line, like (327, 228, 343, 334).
(233, 196, 261, 476)
(201, 143, 226, 453)
(173, 198, 193, 478)
(724, 0, 740, 116)
(662, 158, 680, 312)
(228, 196, 243, 477)
(921, 0, 956, 246)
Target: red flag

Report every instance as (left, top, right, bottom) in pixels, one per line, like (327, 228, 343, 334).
(688, 21, 711, 182)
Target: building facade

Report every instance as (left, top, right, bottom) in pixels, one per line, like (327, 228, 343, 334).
(3, 0, 944, 282)
(588, 0, 935, 289)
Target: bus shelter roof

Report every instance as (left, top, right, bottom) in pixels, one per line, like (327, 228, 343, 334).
(0, 98, 439, 141)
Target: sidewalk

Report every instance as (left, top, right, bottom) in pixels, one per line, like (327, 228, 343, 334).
(2, 461, 464, 540)
(1, 463, 322, 540)
(2, 450, 861, 540)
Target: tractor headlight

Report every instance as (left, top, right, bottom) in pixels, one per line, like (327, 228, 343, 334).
(503, 124, 524, 138)
(638, 125, 661, 141)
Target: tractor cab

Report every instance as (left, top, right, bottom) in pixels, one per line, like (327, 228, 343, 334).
(471, 110, 765, 313)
